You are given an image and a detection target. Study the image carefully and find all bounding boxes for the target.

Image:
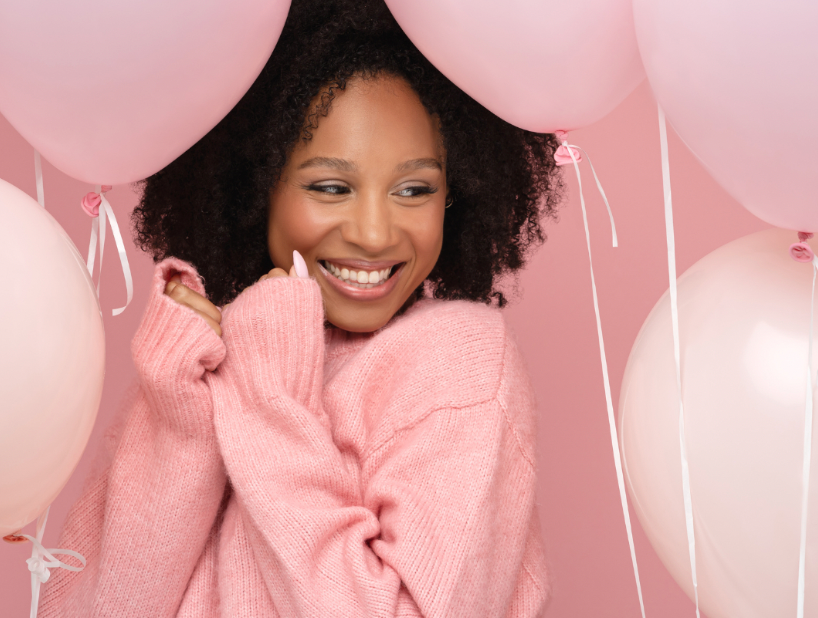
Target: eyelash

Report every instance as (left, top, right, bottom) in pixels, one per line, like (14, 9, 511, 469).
(304, 184, 438, 198)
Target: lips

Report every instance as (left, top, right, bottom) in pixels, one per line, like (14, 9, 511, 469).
(317, 260, 405, 301)
(321, 259, 398, 287)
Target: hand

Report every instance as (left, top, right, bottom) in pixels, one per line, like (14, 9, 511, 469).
(256, 251, 307, 283)
(257, 265, 297, 283)
(164, 274, 222, 336)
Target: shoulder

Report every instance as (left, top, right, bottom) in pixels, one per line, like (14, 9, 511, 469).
(385, 299, 506, 398)
(361, 299, 538, 468)
(378, 299, 534, 412)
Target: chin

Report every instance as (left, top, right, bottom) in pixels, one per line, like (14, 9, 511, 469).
(326, 316, 390, 333)
(323, 286, 425, 333)
(325, 306, 395, 333)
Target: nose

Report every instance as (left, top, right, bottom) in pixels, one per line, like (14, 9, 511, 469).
(341, 191, 398, 255)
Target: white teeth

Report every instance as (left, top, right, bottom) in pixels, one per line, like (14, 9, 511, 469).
(323, 261, 395, 287)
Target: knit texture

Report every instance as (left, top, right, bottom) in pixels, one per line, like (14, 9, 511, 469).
(39, 259, 549, 617)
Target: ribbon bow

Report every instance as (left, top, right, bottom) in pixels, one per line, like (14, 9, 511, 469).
(21, 507, 86, 618)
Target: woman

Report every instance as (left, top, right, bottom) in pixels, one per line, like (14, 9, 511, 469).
(41, 0, 562, 616)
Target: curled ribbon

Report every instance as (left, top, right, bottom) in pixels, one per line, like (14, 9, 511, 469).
(83, 184, 133, 316)
(20, 507, 86, 618)
(553, 130, 617, 247)
(557, 133, 644, 617)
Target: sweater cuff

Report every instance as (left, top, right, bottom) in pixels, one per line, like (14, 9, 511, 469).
(131, 258, 226, 433)
(222, 276, 325, 407)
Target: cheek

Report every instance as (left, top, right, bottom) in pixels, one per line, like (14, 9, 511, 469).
(269, 192, 331, 263)
(411, 210, 445, 268)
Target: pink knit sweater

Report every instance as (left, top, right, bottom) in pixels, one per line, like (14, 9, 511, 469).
(40, 258, 549, 617)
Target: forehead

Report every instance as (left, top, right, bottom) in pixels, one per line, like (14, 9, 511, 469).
(293, 75, 443, 164)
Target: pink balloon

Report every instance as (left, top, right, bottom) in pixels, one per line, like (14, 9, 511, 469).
(634, 0, 818, 232)
(0, 179, 105, 536)
(384, 0, 644, 133)
(0, 0, 290, 186)
(619, 228, 818, 618)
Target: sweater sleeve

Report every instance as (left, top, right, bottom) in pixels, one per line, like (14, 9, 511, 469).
(212, 278, 546, 617)
(40, 258, 228, 618)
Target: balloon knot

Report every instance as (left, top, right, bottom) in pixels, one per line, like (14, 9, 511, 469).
(27, 556, 51, 583)
(81, 192, 101, 218)
(2, 532, 28, 544)
(553, 131, 582, 166)
(798, 231, 814, 243)
(790, 242, 814, 263)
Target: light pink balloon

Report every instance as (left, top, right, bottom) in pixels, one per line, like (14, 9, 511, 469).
(619, 228, 818, 618)
(634, 0, 818, 232)
(0, 0, 290, 186)
(0, 179, 105, 537)
(384, 0, 644, 133)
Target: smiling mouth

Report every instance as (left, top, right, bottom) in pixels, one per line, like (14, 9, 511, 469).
(320, 260, 402, 289)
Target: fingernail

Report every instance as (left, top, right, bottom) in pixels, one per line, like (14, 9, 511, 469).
(293, 250, 309, 279)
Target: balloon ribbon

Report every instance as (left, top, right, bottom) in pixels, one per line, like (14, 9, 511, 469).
(559, 138, 646, 618)
(658, 106, 700, 618)
(32, 154, 134, 316)
(84, 184, 134, 316)
(34, 150, 44, 208)
(797, 254, 817, 618)
(26, 153, 89, 617)
(20, 508, 86, 618)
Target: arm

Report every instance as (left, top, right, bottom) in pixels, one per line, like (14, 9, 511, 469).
(40, 258, 227, 618)
(213, 278, 546, 617)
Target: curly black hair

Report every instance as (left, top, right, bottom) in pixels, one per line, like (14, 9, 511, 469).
(132, 0, 563, 307)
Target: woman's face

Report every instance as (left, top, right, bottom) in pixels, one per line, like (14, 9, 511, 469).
(268, 74, 446, 332)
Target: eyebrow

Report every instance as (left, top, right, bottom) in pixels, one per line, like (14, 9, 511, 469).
(395, 158, 443, 173)
(298, 157, 357, 172)
(297, 156, 443, 173)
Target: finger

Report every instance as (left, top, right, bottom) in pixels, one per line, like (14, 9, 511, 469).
(267, 268, 289, 279)
(164, 274, 183, 295)
(166, 283, 221, 324)
(186, 293, 222, 324)
(192, 308, 222, 337)
(289, 265, 296, 278)
(259, 268, 288, 282)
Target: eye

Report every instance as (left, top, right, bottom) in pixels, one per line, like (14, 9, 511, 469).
(394, 185, 438, 198)
(305, 183, 351, 195)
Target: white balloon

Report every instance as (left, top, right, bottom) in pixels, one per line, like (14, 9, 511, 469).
(619, 228, 818, 618)
(0, 179, 105, 536)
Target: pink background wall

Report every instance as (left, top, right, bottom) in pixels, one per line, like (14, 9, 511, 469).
(0, 81, 769, 616)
